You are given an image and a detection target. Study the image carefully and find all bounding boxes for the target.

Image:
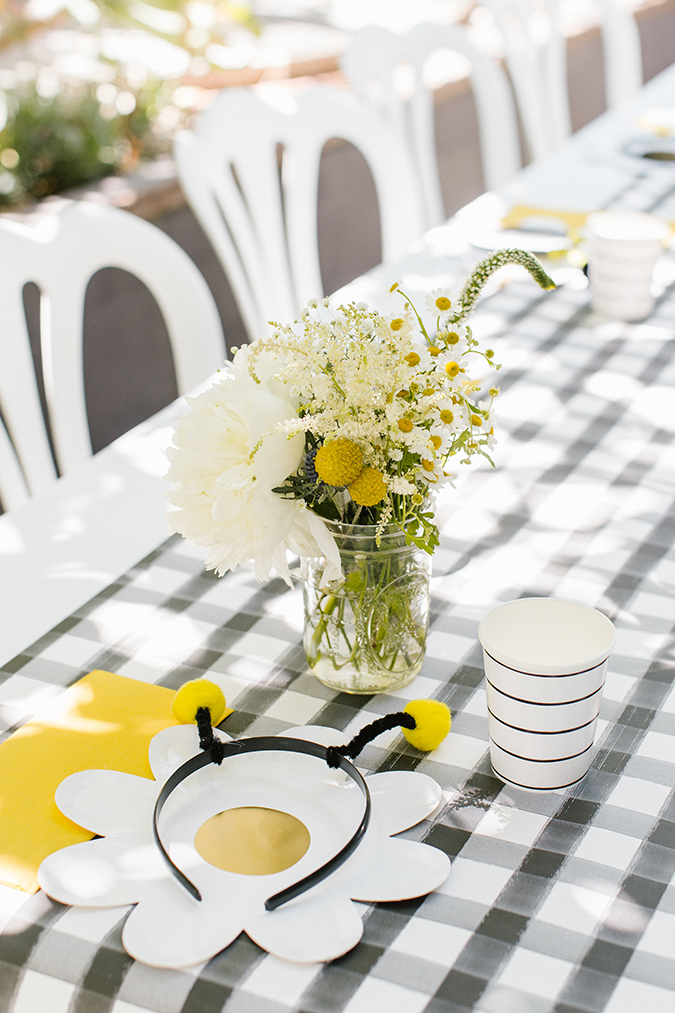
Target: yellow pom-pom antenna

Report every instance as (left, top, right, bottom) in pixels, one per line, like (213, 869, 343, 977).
(326, 698, 451, 768)
(172, 679, 228, 726)
(402, 699, 451, 752)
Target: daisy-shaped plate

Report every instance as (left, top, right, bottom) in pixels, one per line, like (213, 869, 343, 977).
(38, 723, 449, 967)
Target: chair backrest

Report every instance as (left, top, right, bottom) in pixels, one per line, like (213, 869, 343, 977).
(341, 22, 522, 228)
(173, 84, 427, 343)
(482, 0, 642, 162)
(0, 200, 225, 512)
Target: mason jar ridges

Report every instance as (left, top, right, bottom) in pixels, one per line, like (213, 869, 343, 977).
(302, 520, 431, 695)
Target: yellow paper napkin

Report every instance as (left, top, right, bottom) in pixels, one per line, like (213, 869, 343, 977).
(0, 669, 230, 893)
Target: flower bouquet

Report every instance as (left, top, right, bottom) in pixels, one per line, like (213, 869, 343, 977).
(167, 250, 555, 694)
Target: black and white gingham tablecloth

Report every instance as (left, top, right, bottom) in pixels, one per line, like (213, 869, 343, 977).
(1, 165, 675, 1013)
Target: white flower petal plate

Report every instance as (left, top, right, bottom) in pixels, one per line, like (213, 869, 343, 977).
(39, 723, 450, 967)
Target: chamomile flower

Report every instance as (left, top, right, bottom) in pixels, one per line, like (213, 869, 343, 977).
(418, 456, 444, 484)
(438, 326, 468, 358)
(425, 288, 453, 316)
(428, 424, 451, 456)
(407, 345, 438, 372)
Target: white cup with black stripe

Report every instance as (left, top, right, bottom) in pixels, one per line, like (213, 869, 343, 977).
(478, 598, 616, 790)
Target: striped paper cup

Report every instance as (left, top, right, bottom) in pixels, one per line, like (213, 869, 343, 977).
(478, 598, 616, 790)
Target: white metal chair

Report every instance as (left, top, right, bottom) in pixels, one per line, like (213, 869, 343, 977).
(173, 84, 426, 343)
(481, 0, 643, 162)
(0, 200, 225, 512)
(341, 22, 523, 228)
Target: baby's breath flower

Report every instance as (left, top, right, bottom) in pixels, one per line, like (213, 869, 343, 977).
(389, 476, 416, 495)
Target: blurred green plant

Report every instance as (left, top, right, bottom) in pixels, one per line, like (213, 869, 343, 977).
(0, 0, 259, 207)
(0, 77, 167, 206)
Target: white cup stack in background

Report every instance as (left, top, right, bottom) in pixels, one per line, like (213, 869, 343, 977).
(586, 210, 670, 322)
(478, 598, 617, 790)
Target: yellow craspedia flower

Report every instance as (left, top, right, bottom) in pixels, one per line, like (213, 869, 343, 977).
(436, 296, 451, 311)
(439, 409, 454, 424)
(398, 418, 413, 433)
(348, 468, 386, 506)
(315, 438, 363, 487)
(403, 699, 451, 751)
(173, 679, 227, 725)
(445, 361, 460, 378)
(390, 318, 404, 331)
(404, 351, 420, 366)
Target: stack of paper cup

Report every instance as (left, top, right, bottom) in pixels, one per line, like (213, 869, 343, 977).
(478, 598, 616, 790)
(587, 210, 669, 322)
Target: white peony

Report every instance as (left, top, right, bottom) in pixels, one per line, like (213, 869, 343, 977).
(165, 345, 341, 586)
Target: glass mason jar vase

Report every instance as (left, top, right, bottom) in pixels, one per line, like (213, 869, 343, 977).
(302, 520, 432, 694)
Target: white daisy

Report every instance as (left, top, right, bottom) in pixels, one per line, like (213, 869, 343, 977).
(424, 287, 453, 316)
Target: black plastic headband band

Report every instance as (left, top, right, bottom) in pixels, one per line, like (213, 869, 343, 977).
(153, 735, 371, 912)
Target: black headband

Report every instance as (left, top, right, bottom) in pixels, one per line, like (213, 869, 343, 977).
(156, 696, 450, 909)
(153, 732, 371, 911)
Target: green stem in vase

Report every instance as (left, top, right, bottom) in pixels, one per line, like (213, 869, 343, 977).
(303, 525, 431, 693)
(308, 593, 338, 666)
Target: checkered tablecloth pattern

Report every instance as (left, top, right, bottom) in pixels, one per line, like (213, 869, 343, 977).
(1, 168, 675, 1013)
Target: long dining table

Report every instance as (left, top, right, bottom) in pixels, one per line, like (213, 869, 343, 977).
(0, 64, 675, 1013)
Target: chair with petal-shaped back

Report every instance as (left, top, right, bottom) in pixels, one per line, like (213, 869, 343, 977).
(341, 22, 523, 229)
(173, 84, 427, 343)
(0, 200, 225, 512)
(481, 0, 643, 162)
